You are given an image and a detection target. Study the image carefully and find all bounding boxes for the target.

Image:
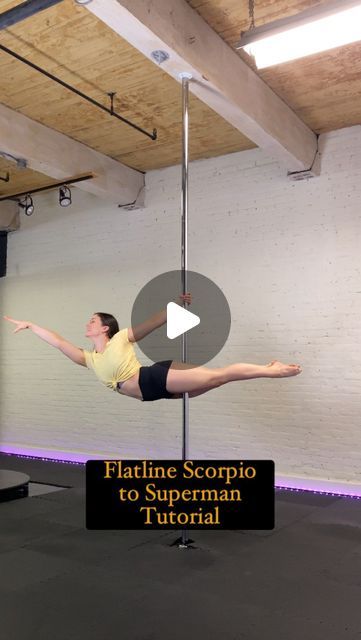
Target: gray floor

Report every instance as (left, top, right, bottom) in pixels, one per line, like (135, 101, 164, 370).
(0, 453, 360, 640)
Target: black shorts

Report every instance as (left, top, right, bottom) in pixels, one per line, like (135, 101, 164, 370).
(138, 360, 173, 401)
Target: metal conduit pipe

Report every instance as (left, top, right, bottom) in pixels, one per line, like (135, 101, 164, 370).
(0, 44, 157, 142)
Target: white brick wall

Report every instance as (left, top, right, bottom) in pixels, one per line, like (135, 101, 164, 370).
(1, 125, 360, 489)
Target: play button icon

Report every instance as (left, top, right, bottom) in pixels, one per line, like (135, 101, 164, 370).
(167, 302, 200, 339)
(131, 269, 231, 368)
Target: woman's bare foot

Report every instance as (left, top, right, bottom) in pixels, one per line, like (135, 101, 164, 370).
(265, 360, 302, 378)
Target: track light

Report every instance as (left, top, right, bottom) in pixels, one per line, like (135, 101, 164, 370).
(59, 185, 72, 207)
(237, 0, 361, 68)
(18, 194, 34, 216)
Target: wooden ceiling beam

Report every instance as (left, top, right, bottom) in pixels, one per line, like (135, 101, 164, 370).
(0, 102, 144, 205)
(85, 0, 318, 173)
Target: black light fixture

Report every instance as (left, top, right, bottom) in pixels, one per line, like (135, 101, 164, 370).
(59, 185, 72, 207)
(18, 194, 34, 216)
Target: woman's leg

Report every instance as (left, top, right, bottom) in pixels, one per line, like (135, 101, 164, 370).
(189, 386, 216, 398)
(166, 360, 301, 395)
(169, 386, 215, 399)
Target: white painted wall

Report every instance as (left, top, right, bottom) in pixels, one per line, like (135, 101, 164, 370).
(1, 126, 360, 489)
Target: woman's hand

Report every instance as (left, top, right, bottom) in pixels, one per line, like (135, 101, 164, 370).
(177, 293, 192, 306)
(3, 316, 31, 333)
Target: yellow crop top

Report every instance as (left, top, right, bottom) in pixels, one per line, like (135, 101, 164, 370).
(83, 328, 142, 391)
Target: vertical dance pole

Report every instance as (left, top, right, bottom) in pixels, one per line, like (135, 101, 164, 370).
(179, 72, 192, 548)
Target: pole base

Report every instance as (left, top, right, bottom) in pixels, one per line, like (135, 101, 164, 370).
(169, 535, 197, 549)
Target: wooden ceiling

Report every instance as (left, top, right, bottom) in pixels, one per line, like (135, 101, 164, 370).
(0, 0, 360, 199)
(0, 156, 62, 199)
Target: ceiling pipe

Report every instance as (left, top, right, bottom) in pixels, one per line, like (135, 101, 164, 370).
(0, 0, 64, 31)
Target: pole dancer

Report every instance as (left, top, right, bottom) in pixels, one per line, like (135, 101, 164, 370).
(3, 310, 301, 401)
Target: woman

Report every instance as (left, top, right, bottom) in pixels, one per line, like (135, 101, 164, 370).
(4, 294, 302, 402)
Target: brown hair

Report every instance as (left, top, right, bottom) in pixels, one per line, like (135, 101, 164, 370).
(94, 312, 119, 339)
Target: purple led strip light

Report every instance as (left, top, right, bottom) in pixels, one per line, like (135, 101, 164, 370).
(1, 449, 360, 499)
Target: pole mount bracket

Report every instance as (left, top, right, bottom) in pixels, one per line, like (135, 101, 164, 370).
(178, 72, 193, 80)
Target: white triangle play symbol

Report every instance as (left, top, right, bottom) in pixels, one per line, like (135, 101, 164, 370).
(166, 302, 200, 339)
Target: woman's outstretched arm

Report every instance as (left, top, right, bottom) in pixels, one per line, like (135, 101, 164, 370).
(3, 316, 86, 366)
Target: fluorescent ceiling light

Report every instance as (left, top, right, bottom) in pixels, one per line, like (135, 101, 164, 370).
(237, 0, 361, 68)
